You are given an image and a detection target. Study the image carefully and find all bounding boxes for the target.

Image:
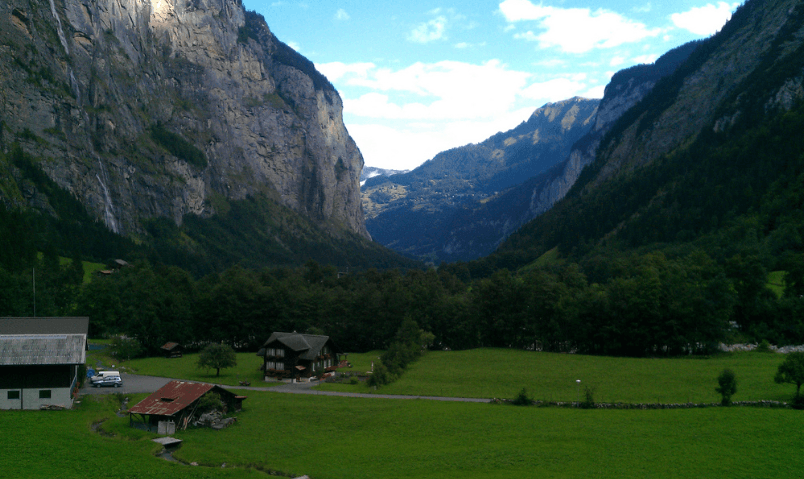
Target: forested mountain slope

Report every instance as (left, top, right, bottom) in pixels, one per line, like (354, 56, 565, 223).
(438, 41, 701, 261)
(480, 0, 804, 273)
(363, 97, 599, 262)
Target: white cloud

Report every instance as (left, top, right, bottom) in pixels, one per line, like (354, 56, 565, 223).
(671, 2, 738, 36)
(317, 62, 376, 82)
(632, 53, 659, 65)
(519, 77, 589, 104)
(335, 9, 350, 21)
(408, 16, 448, 43)
(610, 56, 626, 67)
(329, 60, 532, 121)
(583, 85, 606, 99)
(499, 0, 660, 53)
(633, 3, 652, 13)
(348, 109, 535, 170)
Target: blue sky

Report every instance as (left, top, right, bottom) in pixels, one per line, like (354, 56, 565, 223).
(244, 1, 739, 170)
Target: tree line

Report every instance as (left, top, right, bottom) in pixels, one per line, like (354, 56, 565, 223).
(3, 248, 803, 358)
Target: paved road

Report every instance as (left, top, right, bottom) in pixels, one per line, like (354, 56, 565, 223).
(82, 373, 490, 403)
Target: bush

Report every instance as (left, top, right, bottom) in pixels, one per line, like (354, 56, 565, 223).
(716, 369, 738, 406)
(755, 340, 772, 352)
(580, 386, 596, 409)
(196, 392, 224, 414)
(512, 387, 533, 406)
(110, 336, 143, 361)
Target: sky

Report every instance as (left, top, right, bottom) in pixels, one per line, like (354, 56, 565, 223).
(244, 1, 739, 171)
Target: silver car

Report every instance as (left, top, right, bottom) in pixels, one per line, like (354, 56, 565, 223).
(93, 375, 123, 388)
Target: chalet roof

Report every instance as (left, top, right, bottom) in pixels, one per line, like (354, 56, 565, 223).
(128, 380, 236, 417)
(0, 334, 86, 365)
(260, 332, 335, 361)
(0, 317, 89, 335)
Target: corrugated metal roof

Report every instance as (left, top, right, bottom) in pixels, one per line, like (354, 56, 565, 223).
(0, 334, 86, 365)
(128, 381, 216, 416)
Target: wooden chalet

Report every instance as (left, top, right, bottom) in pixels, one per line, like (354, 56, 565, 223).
(0, 317, 88, 410)
(256, 332, 342, 381)
(160, 342, 183, 358)
(128, 380, 245, 432)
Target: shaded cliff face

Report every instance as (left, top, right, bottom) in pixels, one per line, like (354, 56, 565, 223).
(0, 0, 367, 238)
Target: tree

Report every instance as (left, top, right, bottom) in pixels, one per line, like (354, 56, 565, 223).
(111, 336, 143, 361)
(715, 369, 737, 406)
(197, 343, 237, 377)
(774, 352, 804, 404)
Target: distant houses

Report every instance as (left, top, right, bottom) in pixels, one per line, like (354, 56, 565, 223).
(0, 317, 88, 410)
(256, 332, 342, 381)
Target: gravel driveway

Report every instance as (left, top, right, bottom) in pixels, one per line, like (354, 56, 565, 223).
(81, 373, 176, 395)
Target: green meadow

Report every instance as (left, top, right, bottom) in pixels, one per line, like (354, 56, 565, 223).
(3, 387, 803, 479)
(124, 353, 271, 387)
(320, 349, 792, 404)
(5, 349, 802, 478)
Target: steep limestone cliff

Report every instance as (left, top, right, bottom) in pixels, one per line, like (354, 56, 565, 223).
(0, 0, 368, 239)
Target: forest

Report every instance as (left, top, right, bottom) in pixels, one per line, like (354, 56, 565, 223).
(3, 242, 802, 359)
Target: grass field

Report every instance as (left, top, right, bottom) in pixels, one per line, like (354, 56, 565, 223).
(318, 349, 793, 404)
(5, 389, 802, 479)
(6, 349, 802, 478)
(124, 353, 272, 387)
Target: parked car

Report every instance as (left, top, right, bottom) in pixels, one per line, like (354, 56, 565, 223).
(90, 370, 120, 384)
(93, 375, 123, 388)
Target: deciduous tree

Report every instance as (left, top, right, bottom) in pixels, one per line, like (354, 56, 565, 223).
(197, 343, 237, 377)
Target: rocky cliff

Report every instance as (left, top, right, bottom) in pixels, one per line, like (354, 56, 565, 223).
(0, 0, 367, 239)
(362, 97, 599, 262)
(435, 41, 701, 262)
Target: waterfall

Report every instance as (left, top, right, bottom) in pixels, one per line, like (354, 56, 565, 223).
(48, 0, 70, 55)
(69, 69, 80, 104)
(96, 159, 120, 234)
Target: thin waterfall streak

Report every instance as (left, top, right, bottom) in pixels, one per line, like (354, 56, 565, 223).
(48, 0, 70, 55)
(96, 159, 119, 234)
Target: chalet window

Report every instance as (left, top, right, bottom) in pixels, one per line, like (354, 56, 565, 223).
(7, 391, 20, 400)
(276, 362, 284, 370)
(277, 349, 284, 357)
(39, 390, 52, 399)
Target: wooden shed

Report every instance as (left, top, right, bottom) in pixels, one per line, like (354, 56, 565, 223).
(128, 380, 246, 431)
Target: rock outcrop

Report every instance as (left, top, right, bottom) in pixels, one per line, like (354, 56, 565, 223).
(0, 0, 367, 238)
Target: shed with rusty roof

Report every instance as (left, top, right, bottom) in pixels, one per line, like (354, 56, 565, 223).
(128, 380, 245, 431)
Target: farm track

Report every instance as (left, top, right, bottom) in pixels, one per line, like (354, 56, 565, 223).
(81, 373, 491, 403)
